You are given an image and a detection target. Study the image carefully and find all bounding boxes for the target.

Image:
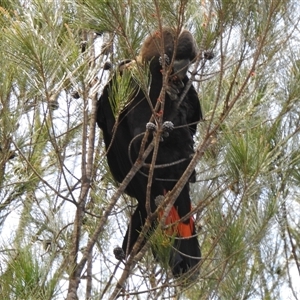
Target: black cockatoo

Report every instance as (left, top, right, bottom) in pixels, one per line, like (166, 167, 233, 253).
(97, 28, 202, 277)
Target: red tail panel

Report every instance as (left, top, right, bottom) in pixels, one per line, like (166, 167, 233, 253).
(159, 206, 194, 238)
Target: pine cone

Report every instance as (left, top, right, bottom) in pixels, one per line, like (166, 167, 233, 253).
(113, 246, 125, 260)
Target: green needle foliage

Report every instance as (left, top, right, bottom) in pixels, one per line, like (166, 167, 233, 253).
(0, 246, 59, 300)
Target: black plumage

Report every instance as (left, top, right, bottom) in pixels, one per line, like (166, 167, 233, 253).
(97, 28, 202, 277)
